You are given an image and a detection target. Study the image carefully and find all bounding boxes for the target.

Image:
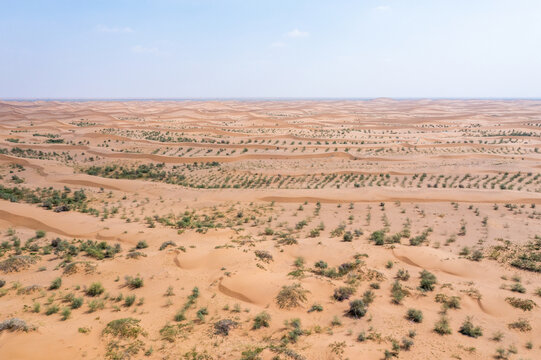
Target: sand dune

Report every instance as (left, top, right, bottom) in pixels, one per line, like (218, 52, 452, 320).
(0, 100, 540, 360)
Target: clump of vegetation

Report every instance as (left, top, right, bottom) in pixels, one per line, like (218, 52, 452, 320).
(435, 294, 461, 309)
(510, 236, 541, 273)
(86, 282, 105, 296)
(370, 230, 385, 245)
(254, 250, 273, 262)
(159, 241, 176, 251)
(395, 269, 410, 281)
(252, 312, 271, 329)
(419, 270, 437, 291)
(333, 286, 355, 301)
(0, 255, 38, 273)
(214, 319, 238, 336)
(508, 318, 532, 332)
(391, 281, 408, 304)
(308, 303, 323, 313)
(406, 308, 423, 323)
(102, 318, 144, 339)
(434, 316, 452, 335)
(346, 299, 367, 318)
(0, 318, 34, 332)
(135, 241, 148, 249)
(505, 297, 536, 311)
(276, 283, 309, 309)
(459, 317, 483, 338)
(49, 277, 62, 290)
(125, 276, 144, 289)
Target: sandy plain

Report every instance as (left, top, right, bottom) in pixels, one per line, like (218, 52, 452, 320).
(0, 99, 540, 360)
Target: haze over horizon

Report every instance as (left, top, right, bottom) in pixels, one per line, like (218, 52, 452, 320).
(1, 0, 540, 99)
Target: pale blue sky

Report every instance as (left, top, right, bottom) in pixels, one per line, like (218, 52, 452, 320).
(1, 0, 540, 98)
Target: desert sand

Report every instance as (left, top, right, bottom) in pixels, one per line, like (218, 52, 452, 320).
(0, 99, 540, 360)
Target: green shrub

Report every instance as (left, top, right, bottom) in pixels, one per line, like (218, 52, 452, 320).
(391, 281, 408, 304)
(406, 308, 423, 323)
(252, 312, 271, 329)
(61, 307, 71, 321)
(434, 316, 452, 335)
(125, 276, 144, 289)
(86, 282, 104, 296)
(49, 277, 62, 290)
(346, 299, 367, 318)
(419, 270, 436, 291)
(370, 230, 385, 245)
(88, 299, 104, 312)
(71, 297, 83, 309)
(135, 241, 148, 249)
(45, 304, 59, 315)
(459, 317, 483, 338)
(124, 295, 136, 307)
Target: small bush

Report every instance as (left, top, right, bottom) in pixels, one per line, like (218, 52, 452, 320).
(508, 318, 531, 332)
(406, 308, 423, 323)
(370, 230, 385, 245)
(391, 281, 408, 304)
(61, 307, 71, 321)
(0, 318, 34, 332)
(124, 295, 136, 307)
(45, 304, 59, 315)
(159, 241, 176, 251)
(434, 316, 452, 335)
(419, 270, 437, 292)
(49, 277, 62, 290)
(135, 241, 148, 249)
(308, 303, 323, 312)
(435, 293, 461, 309)
(102, 318, 144, 339)
(254, 250, 273, 263)
(276, 283, 309, 309)
(86, 282, 104, 296)
(333, 286, 355, 301)
(71, 297, 83, 309)
(346, 299, 367, 318)
(459, 317, 483, 338)
(505, 297, 536, 311)
(125, 276, 144, 289)
(252, 312, 271, 329)
(214, 319, 238, 336)
(88, 299, 104, 312)
(395, 269, 410, 281)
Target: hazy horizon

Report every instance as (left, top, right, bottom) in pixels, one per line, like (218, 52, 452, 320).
(1, 0, 540, 99)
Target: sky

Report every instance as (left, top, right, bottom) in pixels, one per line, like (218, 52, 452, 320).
(1, 0, 540, 99)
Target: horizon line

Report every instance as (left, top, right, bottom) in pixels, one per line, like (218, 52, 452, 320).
(1, 96, 541, 102)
